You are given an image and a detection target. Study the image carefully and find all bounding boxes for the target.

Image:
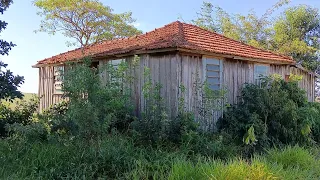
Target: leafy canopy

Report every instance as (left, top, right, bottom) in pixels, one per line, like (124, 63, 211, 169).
(192, 1, 320, 71)
(191, 0, 290, 49)
(0, 0, 24, 100)
(272, 5, 320, 71)
(34, 0, 142, 47)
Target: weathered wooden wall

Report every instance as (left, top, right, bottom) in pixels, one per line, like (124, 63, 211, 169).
(123, 53, 203, 118)
(223, 59, 315, 104)
(223, 59, 254, 104)
(37, 53, 315, 121)
(38, 66, 64, 112)
(270, 64, 315, 102)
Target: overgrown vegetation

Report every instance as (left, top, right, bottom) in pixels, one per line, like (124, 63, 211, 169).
(1, 59, 320, 179)
(217, 75, 320, 154)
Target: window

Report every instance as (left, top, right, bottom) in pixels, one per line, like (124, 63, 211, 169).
(110, 59, 123, 69)
(254, 64, 269, 85)
(204, 58, 223, 90)
(109, 59, 124, 83)
(54, 66, 64, 94)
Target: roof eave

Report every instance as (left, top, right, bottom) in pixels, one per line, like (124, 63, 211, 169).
(177, 48, 295, 65)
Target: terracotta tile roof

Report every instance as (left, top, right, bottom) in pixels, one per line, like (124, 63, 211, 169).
(34, 21, 294, 66)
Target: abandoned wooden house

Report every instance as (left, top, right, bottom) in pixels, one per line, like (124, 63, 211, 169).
(33, 21, 316, 120)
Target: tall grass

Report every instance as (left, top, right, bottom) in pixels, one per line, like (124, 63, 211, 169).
(169, 146, 320, 180)
(1, 138, 320, 179)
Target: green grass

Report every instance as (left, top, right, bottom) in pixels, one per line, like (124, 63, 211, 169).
(1, 93, 37, 109)
(1, 137, 319, 180)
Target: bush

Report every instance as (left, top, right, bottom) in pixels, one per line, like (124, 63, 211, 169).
(0, 96, 39, 138)
(39, 101, 75, 136)
(59, 58, 135, 140)
(218, 75, 314, 152)
(131, 68, 198, 145)
(6, 122, 48, 142)
(305, 102, 320, 143)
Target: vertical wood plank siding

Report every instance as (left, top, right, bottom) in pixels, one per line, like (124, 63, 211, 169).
(38, 54, 315, 117)
(223, 59, 253, 104)
(38, 66, 64, 112)
(126, 54, 203, 119)
(270, 65, 315, 102)
(223, 59, 315, 104)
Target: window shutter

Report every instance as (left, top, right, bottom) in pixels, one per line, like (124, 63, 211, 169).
(204, 58, 223, 90)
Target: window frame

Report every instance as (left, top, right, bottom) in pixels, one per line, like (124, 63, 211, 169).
(108, 59, 125, 83)
(254, 64, 270, 85)
(203, 57, 224, 91)
(53, 66, 64, 95)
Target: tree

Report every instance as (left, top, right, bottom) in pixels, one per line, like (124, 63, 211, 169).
(271, 5, 320, 71)
(0, 0, 24, 100)
(34, 0, 142, 47)
(191, 1, 320, 72)
(192, 1, 290, 50)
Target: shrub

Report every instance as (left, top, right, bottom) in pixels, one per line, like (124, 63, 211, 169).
(6, 122, 48, 142)
(39, 101, 76, 136)
(305, 102, 320, 143)
(0, 95, 39, 137)
(60, 58, 135, 140)
(131, 68, 197, 145)
(218, 75, 313, 152)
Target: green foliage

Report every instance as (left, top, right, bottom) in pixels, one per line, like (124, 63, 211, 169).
(0, 0, 24, 101)
(61, 58, 134, 140)
(304, 102, 320, 143)
(6, 122, 48, 142)
(243, 125, 257, 145)
(33, 0, 142, 47)
(194, 81, 228, 131)
(0, 136, 137, 179)
(168, 146, 320, 179)
(38, 101, 75, 136)
(218, 75, 312, 152)
(272, 5, 320, 71)
(1, 93, 36, 109)
(132, 67, 172, 144)
(192, 1, 290, 49)
(0, 95, 39, 137)
(192, 1, 320, 71)
(1, 137, 320, 179)
(266, 146, 319, 171)
(1, 59, 320, 179)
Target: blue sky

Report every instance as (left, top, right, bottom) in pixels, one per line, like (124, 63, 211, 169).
(1, 0, 319, 93)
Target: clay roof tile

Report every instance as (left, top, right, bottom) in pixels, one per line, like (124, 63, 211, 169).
(35, 21, 293, 66)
